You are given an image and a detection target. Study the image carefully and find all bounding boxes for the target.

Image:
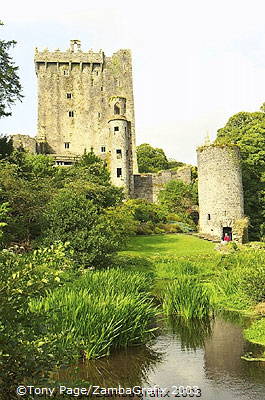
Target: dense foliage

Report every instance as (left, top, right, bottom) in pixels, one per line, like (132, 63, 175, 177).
(158, 180, 198, 227)
(136, 143, 189, 173)
(0, 243, 76, 399)
(137, 143, 169, 173)
(122, 198, 195, 235)
(0, 149, 135, 267)
(0, 22, 22, 118)
(216, 109, 265, 240)
(0, 135, 13, 159)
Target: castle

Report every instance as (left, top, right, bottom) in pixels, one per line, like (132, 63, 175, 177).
(11, 40, 247, 242)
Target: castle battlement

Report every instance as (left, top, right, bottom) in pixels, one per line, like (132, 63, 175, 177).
(34, 48, 104, 64)
(34, 41, 132, 67)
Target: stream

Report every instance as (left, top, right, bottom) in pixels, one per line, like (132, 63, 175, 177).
(58, 314, 265, 400)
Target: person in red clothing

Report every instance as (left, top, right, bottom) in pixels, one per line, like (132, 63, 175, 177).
(224, 233, 231, 242)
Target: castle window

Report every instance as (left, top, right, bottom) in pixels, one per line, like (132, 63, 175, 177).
(114, 126, 119, 132)
(101, 146, 106, 153)
(98, 112, 101, 118)
(116, 149, 122, 159)
(63, 70, 69, 76)
(207, 214, 211, 220)
(69, 111, 74, 117)
(91, 79, 94, 86)
(67, 93, 72, 99)
(114, 103, 120, 115)
(64, 142, 70, 149)
(117, 168, 122, 178)
(101, 86, 103, 91)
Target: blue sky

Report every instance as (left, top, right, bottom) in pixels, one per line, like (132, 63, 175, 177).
(1, 0, 265, 164)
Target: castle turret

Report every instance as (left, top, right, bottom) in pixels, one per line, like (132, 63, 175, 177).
(108, 97, 132, 195)
(197, 144, 247, 243)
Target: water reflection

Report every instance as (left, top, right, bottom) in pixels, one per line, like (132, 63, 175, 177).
(56, 345, 164, 387)
(56, 316, 265, 400)
(166, 316, 213, 351)
(204, 317, 265, 385)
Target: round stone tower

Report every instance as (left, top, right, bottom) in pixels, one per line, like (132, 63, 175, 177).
(197, 144, 246, 242)
(108, 97, 132, 195)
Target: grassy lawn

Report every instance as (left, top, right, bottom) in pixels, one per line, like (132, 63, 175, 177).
(121, 234, 215, 258)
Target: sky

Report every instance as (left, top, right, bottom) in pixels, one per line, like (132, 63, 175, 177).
(1, 0, 265, 165)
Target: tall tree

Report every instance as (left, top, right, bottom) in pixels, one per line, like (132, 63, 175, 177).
(137, 143, 169, 173)
(0, 22, 22, 118)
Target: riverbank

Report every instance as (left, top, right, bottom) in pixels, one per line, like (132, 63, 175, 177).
(119, 234, 265, 346)
(29, 234, 265, 365)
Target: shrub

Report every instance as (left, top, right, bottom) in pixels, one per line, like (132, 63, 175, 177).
(136, 221, 155, 235)
(240, 265, 265, 303)
(158, 179, 198, 224)
(123, 199, 168, 224)
(0, 243, 74, 398)
(244, 318, 265, 346)
(42, 185, 136, 267)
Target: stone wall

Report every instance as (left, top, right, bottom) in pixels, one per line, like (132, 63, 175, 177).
(11, 134, 37, 154)
(133, 166, 192, 203)
(197, 145, 246, 242)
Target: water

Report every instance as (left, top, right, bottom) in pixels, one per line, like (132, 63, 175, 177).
(58, 314, 265, 400)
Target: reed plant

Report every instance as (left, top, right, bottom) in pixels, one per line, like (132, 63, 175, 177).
(162, 276, 213, 319)
(30, 269, 157, 360)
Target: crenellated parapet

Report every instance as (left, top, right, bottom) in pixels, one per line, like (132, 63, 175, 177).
(35, 41, 104, 69)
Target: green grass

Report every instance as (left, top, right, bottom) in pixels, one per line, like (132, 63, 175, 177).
(121, 234, 217, 319)
(244, 318, 265, 346)
(121, 234, 215, 258)
(121, 234, 264, 320)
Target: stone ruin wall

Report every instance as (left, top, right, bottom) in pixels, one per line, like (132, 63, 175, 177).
(133, 166, 192, 203)
(11, 134, 37, 154)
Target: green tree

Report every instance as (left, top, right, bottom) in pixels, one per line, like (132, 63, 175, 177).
(216, 109, 265, 240)
(158, 180, 198, 223)
(42, 181, 135, 267)
(0, 22, 22, 118)
(0, 151, 119, 247)
(0, 135, 13, 159)
(0, 243, 75, 398)
(0, 161, 54, 245)
(137, 143, 169, 173)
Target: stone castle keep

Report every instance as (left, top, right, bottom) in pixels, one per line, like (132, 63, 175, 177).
(11, 40, 246, 242)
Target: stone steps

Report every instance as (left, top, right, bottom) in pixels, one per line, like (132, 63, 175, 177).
(192, 233, 220, 243)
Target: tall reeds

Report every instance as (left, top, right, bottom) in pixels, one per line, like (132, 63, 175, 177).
(30, 269, 157, 360)
(162, 276, 213, 319)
